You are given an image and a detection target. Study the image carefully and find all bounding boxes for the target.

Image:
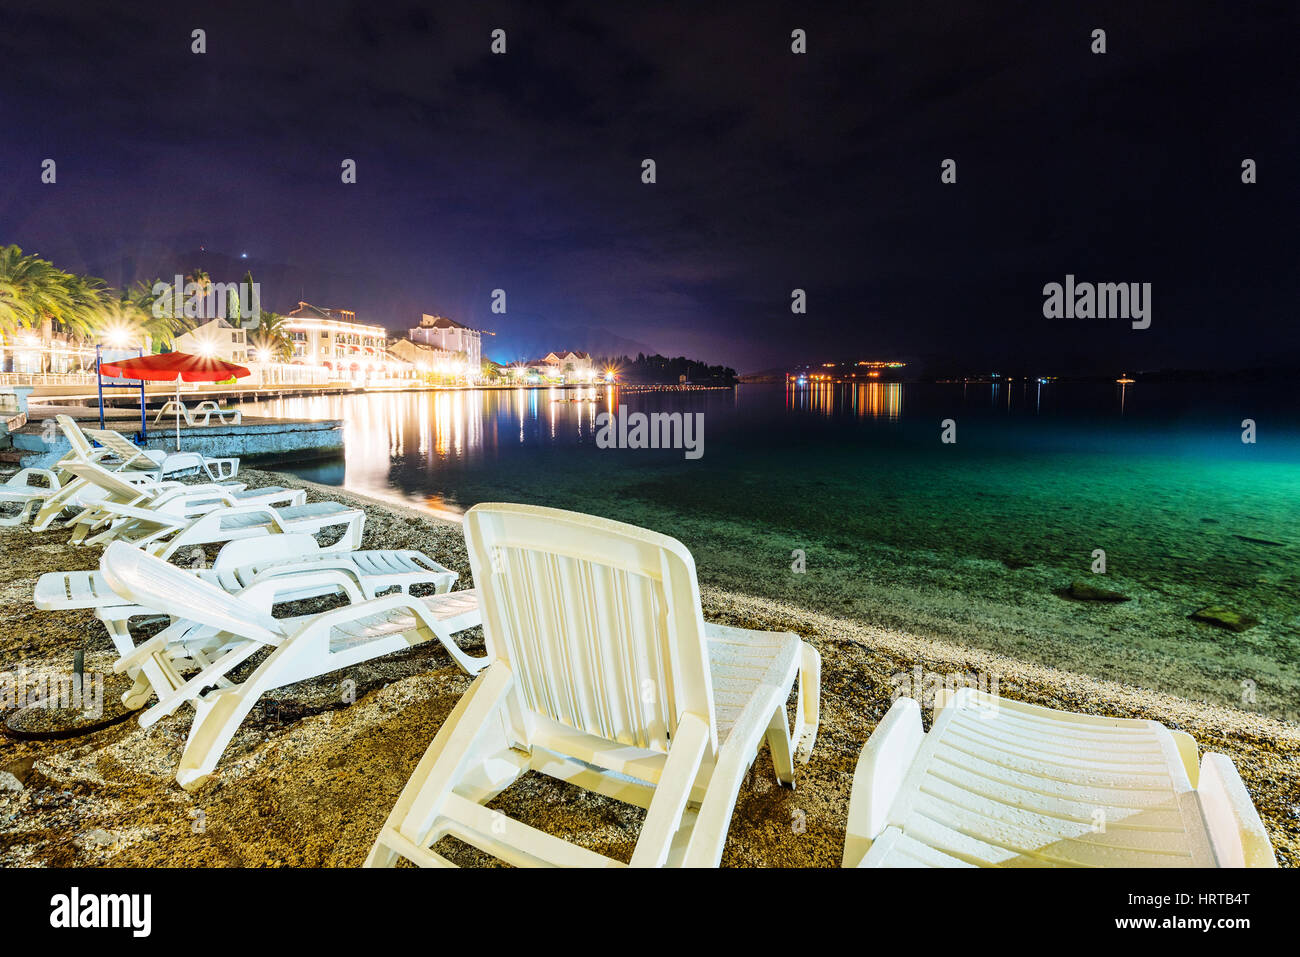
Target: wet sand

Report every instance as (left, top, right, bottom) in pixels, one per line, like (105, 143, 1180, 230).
(1, 468, 1296, 867)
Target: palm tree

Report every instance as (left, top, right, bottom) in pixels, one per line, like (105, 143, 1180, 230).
(185, 268, 210, 296)
(0, 245, 43, 336)
(120, 280, 183, 351)
(0, 245, 66, 338)
(50, 273, 109, 373)
(182, 267, 210, 327)
(58, 273, 107, 338)
(0, 246, 112, 371)
(249, 309, 294, 362)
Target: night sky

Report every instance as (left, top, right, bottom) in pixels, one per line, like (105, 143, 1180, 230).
(1, 1, 1296, 373)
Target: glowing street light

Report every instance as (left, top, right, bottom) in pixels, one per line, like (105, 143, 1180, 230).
(102, 324, 134, 349)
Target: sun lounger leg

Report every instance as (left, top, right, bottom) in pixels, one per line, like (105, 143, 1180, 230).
(765, 701, 796, 787)
(0, 496, 42, 527)
(175, 688, 254, 791)
(423, 618, 489, 676)
(123, 672, 154, 709)
(173, 641, 289, 790)
(320, 513, 365, 552)
(794, 641, 820, 763)
(101, 617, 184, 709)
(32, 479, 86, 531)
(174, 613, 393, 789)
(366, 665, 515, 866)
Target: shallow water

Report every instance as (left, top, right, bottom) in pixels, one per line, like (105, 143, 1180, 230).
(242, 381, 1300, 717)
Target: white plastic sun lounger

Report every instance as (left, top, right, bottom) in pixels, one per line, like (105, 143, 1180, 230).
(52, 413, 115, 478)
(124, 499, 366, 559)
(843, 687, 1278, 868)
(153, 399, 242, 427)
(56, 459, 307, 546)
(99, 540, 484, 789)
(0, 468, 62, 526)
(191, 400, 242, 426)
(72, 492, 364, 558)
(36, 533, 457, 618)
(55, 414, 220, 484)
(31, 416, 254, 531)
(83, 426, 239, 482)
(26, 416, 149, 528)
(37, 534, 460, 709)
(366, 503, 821, 869)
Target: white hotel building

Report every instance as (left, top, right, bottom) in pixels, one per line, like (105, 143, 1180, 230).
(409, 314, 483, 371)
(282, 301, 394, 379)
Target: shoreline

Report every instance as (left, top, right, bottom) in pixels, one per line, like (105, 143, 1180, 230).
(0, 466, 1295, 866)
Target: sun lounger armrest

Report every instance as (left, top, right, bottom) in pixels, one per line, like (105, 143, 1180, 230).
(10, 468, 60, 489)
(71, 448, 115, 467)
(682, 687, 785, 868)
(95, 502, 186, 526)
(281, 592, 441, 644)
(844, 697, 925, 867)
(239, 569, 369, 609)
(1198, 753, 1278, 868)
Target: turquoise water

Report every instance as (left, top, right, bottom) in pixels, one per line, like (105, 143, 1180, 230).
(243, 382, 1300, 716)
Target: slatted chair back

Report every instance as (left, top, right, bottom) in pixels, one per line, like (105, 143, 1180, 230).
(463, 502, 717, 755)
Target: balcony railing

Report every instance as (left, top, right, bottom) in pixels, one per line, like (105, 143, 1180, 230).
(0, 371, 101, 386)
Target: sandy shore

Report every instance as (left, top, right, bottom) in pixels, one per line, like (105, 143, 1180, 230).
(1, 467, 1297, 867)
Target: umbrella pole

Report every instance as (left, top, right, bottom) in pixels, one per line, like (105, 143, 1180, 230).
(175, 378, 181, 451)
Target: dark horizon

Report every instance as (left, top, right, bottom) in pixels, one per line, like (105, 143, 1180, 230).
(2, 1, 1296, 374)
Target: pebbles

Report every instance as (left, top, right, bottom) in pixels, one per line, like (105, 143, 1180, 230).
(0, 467, 1295, 867)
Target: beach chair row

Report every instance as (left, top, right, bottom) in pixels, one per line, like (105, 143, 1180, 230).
(8, 424, 1278, 867)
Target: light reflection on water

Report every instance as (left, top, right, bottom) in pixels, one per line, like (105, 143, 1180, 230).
(239, 380, 1299, 514)
(787, 381, 903, 419)
(241, 385, 680, 511)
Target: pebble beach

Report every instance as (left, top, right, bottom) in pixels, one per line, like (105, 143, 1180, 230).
(2, 468, 1297, 868)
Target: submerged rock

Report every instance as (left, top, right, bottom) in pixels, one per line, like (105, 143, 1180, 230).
(1233, 534, 1287, 547)
(1189, 606, 1259, 632)
(1059, 580, 1130, 603)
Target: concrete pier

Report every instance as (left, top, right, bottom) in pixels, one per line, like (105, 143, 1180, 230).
(8, 406, 343, 469)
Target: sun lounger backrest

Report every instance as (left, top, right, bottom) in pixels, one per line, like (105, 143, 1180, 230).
(57, 414, 95, 459)
(100, 541, 285, 643)
(62, 458, 157, 504)
(83, 428, 150, 464)
(211, 533, 321, 570)
(464, 503, 717, 754)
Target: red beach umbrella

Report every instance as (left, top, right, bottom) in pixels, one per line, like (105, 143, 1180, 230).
(98, 352, 251, 450)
